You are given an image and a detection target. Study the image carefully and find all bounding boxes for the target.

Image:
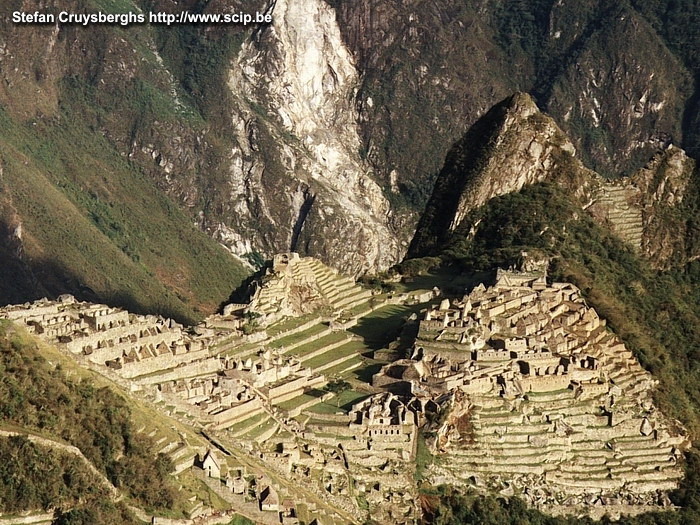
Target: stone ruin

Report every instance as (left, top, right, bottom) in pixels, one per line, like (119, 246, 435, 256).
(372, 267, 691, 514)
(2, 253, 688, 522)
(246, 253, 375, 325)
(0, 255, 415, 524)
(158, 349, 326, 429)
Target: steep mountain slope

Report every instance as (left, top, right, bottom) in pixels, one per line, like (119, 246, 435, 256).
(0, 104, 249, 324)
(2, 0, 700, 307)
(0, 0, 401, 277)
(224, 0, 400, 273)
(403, 93, 700, 439)
(408, 93, 596, 258)
(408, 184, 700, 524)
(334, 0, 697, 197)
(409, 93, 699, 270)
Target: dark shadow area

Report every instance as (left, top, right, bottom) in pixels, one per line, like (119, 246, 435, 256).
(0, 219, 194, 324)
(218, 260, 271, 313)
(351, 362, 383, 384)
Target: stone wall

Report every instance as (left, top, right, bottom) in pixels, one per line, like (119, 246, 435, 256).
(210, 398, 264, 429)
(137, 358, 221, 385)
(121, 348, 212, 379)
(268, 375, 326, 404)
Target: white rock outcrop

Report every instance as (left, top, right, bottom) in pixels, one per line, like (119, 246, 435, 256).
(223, 0, 400, 275)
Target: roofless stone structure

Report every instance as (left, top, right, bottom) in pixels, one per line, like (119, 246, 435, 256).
(373, 267, 690, 516)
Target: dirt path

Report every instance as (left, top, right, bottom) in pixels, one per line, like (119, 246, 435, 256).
(0, 428, 121, 501)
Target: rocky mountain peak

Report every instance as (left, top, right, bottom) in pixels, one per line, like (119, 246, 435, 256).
(408, 92, 593, 257)
(631, 145, 697, 267)
(631, 144, 694, 207)
(411, 93, 699, 270)
(501, 92, 540, 125)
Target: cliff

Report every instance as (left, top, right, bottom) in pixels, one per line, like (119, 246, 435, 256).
(409, 93, 699, 269)
(2, 0, 700, 308)
(408, 93, 596, 257)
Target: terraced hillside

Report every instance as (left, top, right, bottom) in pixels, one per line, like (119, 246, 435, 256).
(376, 268, 690, 517)
(595, 184, 644, 249)
(247, 254, 375, 322)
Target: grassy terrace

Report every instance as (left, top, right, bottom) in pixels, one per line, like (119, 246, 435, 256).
(349, 358, 385, 384)
(266, 313, 322, 337)
(276, 389, 326, 411)
(342, 294, 387, 317)
(289, 332, 351, 358)
(244, 418, 279, 440)
(304, 341, 361, 369)
(323, 355, 363, 379)
(478, 405, 509, 413)
(350, 302, 428, 351)
(269, 323, 328, 349)
(306, 417, 348, 428)
(307, 389, 370, 414)
(222, 340, 265, 358)
(225, 413, 268, 434)
(523, 388, 574, 398)
(477, 411, 527, 419)
(392, 269, 488, 295)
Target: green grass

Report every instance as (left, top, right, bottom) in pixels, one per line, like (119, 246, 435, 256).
(275, 391, 324, 411)
(0, 97, 249, 323)
(349, 359, 385, 384)
(303, 340, 362, 369)
(277, 394, 319, 410)
(288, 332, 350, 358)
(350, 304, 416, 349)
(343, 296, 381, 318)
(267, 313, 319, 336)
(323, 355, 363, 378)
(225, 413, 268, 434)
(227, 515, 255, 525)
(243, 418, 278, 440)
(268, 323, 328, 349)
(307, 389, 370, 414)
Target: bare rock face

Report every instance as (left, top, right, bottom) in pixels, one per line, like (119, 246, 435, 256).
(588, 145, 698, 268)
(445, 93, 587, 230)
(409, 93, 596, 257)
(333, 1, 696, 201)
(631, 146, 698, 268)
(221, 0, 400, 275)
(1, 0, 699, 294)
(410, 93, 699, 270)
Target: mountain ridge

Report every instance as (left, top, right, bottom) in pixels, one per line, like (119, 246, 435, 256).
(409, 92, 699, 270)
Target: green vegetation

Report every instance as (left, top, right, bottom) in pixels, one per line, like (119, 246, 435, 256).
(323, 379, 351, 394)
(415, 434, 434, 482)
(53, 501, 140, 525)
(405, 181, 700, 523)
(227, 515, 255, 525)
(0, 84, 248, 323)
(270, 323, 328, 349)
(310, 389, 369, 414)
(0, 435, 104, 514)
(410, 182, 700, 436)
(0, 324, 179, 512)
(350, 304, 413, 350)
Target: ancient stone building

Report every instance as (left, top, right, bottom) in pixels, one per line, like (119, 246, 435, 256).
(372, 268, 690, 510)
